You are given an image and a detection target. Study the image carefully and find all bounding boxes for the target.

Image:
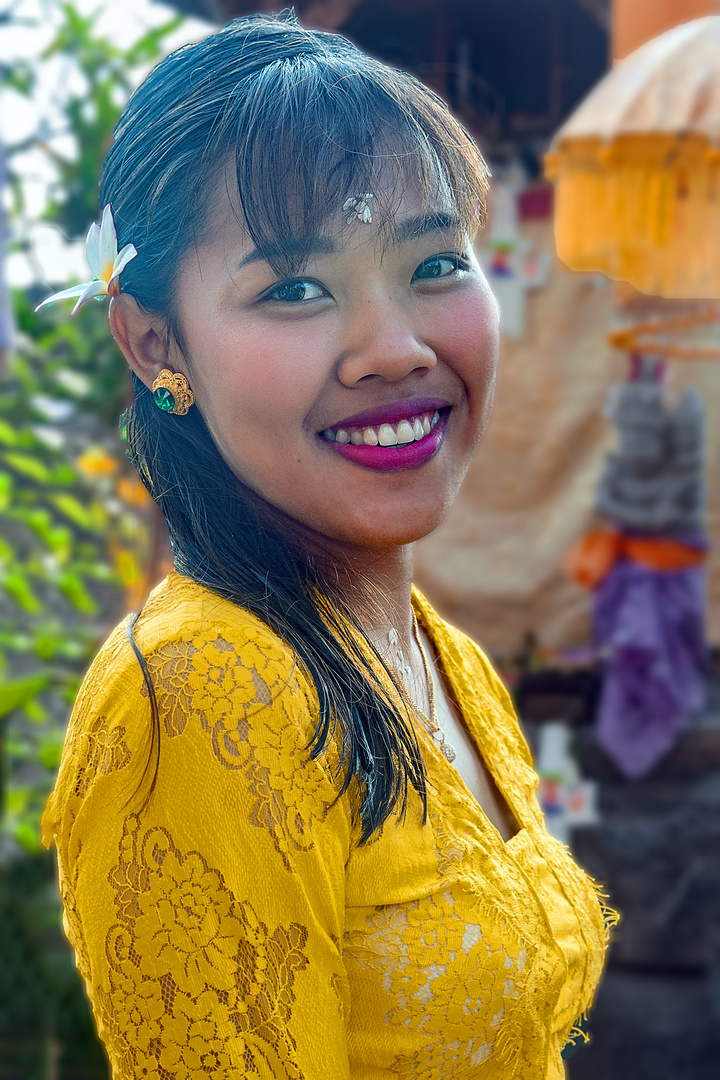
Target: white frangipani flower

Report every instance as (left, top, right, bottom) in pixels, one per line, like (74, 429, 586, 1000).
(35, 205, 137, 315)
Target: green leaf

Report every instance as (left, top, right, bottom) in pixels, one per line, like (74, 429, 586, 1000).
(21, 505, 52, 533)
(31, 621, 90, 662)
(50, 493, 103, 531)
(23, 698, 48, 724)
(58, 570, 97, 614)
(38, 733, 64, 770)
(0, 471, 13, 510)
(46, 527, 72, 561)
(124, 17, 184, 65)
(14, 818, 44, 853)
(1, 59, 37, 97)
(0, 631, 32, 653)
(2, 452, 52, 484)
(2, 569, 43, 613)
(0, 673, 50, 720)
(0, 536, 15, 564)
(49, 463, 79, 486)
(0, 420, 19, 446)
(14, 507, 72, 559)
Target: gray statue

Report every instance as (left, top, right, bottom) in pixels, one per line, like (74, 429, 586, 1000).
(596, 358, 705, 536)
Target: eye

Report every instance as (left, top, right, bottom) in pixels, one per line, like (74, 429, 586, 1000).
(264, 279, 328, 303)
(412, 255, 468, 281)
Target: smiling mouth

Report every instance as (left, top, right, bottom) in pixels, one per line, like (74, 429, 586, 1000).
(319, 407, 450, 472)
(321, 410, 441, 447)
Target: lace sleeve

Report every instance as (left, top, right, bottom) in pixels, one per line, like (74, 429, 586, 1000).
(43, 609, 353, 1080)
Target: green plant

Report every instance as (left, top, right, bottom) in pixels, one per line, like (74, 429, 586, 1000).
(4, 0, 183, 242)
(0, 4, 185, 1074)
(0, 851, 109, 1080)
(0, 309, 126, 851)
(1, 0, 181, 850)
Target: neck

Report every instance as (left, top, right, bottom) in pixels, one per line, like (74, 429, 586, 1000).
(324, 542, 417, 644)
(250, 495, 418, 645)
(306, 533, 431, 713)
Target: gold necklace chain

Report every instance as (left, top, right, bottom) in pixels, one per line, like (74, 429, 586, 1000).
(386, 615, 457, 764)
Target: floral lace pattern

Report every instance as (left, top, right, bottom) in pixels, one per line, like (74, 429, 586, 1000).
(73, 715, 132, 799)
(58, 851, 92, 987)
(140, 629, 333, 871)
(43, 573, 613, 1080)
(347, 890, 530, 1062)
(62, 613, 334, 873)
(93, 814, 309, 1080)
(343, 872, 564, 1080)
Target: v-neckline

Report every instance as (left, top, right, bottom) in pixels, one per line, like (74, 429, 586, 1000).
(411, 591, 524, 848)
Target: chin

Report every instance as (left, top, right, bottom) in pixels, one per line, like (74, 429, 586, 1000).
(329, 505, 452, 550)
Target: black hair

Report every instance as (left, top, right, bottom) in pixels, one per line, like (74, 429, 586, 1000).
(104, 11, 489, 840)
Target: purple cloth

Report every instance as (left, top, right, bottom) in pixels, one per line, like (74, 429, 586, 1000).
(594, 557, 707, 779)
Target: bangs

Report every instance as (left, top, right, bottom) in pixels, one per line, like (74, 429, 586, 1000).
(212, 53, 489, 274)
(104, 16, 489, 310)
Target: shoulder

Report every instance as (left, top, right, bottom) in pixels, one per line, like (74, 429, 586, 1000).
(135, 571, 300, 678)
(80, 571, 308, 713)
(43, 574, 324, 848)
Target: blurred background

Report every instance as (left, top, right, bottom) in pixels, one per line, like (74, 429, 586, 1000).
(1, 0, 720, 1076)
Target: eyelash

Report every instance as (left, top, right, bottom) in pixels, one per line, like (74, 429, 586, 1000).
(262, 279, 328, 304)
(412, 254, 470, 281)
(262, 252, 470, 304)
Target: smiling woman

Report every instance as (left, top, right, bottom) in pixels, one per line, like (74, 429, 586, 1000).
(40, 12, 614, 1080)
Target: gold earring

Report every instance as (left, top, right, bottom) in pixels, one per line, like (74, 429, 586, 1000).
(151, 369, 195, 416)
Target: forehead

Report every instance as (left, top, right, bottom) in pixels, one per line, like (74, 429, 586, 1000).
(200, 162, 463, 272)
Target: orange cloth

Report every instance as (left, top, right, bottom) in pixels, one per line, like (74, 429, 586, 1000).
(564, 530, 706, 590)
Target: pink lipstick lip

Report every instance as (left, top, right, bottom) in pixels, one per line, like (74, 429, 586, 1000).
(322, 397, 451, 433)
(326, 410, 449, 472)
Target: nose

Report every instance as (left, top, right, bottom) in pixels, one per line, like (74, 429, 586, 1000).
(336, 294, 437, 387)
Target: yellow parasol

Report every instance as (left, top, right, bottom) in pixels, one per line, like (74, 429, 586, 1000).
(545, 16, 720, 301)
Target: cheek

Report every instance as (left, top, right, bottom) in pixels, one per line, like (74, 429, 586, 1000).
(433, 291, 499, 404)
(190, 321, 323, 429)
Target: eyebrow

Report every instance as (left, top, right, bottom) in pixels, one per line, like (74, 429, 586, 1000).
(237, 209, 463, 271)
(237, 237, 336, 270)
(391, 210, 463, 244)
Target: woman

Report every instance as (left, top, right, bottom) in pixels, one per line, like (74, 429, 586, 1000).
(41, 12, 613, 1079)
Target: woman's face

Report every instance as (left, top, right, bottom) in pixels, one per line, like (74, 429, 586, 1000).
(169, 181, 499, 552)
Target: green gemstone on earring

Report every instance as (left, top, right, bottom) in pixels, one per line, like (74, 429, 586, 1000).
(153, 386, 175, 412)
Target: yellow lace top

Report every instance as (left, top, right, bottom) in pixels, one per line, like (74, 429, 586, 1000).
(42, 573, 612, 1080)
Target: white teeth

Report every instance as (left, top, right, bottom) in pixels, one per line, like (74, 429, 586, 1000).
(396, 420, 415, 444)
(325, 410, 443, 447)
(378, 423, 398, 446)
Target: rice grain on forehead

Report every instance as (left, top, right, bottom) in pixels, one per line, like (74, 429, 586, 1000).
(101, 13, 488, 316)
(222, 55, 482, 271)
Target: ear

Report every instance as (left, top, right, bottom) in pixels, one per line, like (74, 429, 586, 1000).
(109, 294, 182, 390)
